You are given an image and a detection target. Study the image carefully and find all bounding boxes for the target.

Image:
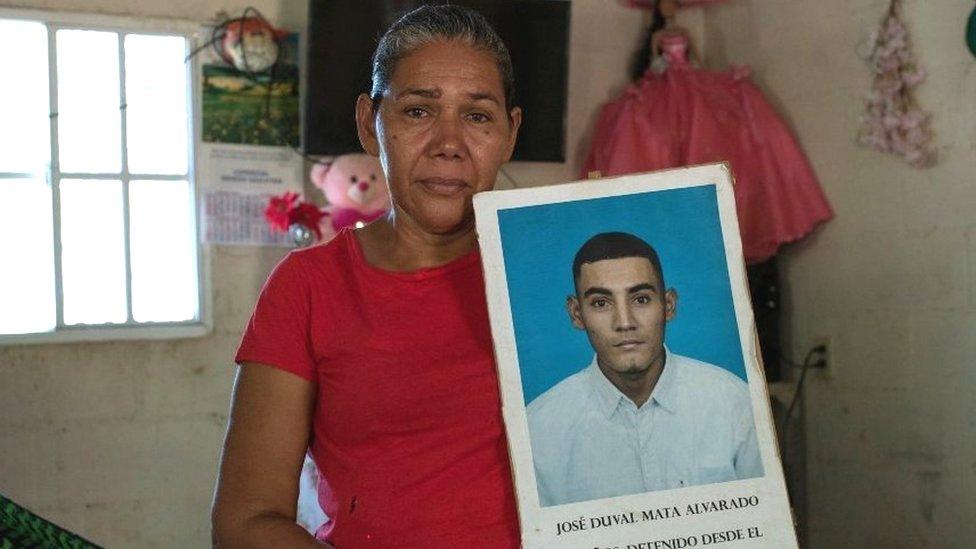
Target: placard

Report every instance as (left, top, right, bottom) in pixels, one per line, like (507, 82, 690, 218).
(474, 163, 797, 549)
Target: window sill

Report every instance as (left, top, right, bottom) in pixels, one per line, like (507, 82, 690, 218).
(0, 321, 212, 346)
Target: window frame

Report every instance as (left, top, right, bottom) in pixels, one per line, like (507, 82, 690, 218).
(0, 8, 212, 346)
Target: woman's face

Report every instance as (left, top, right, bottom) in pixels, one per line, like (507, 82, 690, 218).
(356, 40, 521, 235)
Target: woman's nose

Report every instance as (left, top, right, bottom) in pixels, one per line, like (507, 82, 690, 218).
(429, 116, 465, 160)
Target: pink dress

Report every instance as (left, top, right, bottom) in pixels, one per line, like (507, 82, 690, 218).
(583, 33, 833, 263)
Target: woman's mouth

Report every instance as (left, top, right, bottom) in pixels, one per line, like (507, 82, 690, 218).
(418, 178, 468, 197)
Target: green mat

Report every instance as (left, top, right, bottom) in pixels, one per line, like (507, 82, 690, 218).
(0, 495, 100, 549)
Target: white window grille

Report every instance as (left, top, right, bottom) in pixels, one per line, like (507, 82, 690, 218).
(0, 10, 208, 344)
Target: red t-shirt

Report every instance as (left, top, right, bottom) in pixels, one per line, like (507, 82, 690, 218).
(235, 229, 520, 548)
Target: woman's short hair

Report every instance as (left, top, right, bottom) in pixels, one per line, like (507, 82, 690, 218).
(370, 5, 516, 111)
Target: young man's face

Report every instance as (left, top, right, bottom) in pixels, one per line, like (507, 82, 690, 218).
(568, 257, 677, 377)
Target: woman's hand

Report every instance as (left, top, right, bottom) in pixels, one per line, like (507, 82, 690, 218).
(212, 362, 325, 547)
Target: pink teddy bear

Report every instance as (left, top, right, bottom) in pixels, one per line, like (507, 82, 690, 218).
(310, 154, 391, 241)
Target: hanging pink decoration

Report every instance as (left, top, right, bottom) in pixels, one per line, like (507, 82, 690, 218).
(857, 0, 935, 168)
(582, 32, 834, 263)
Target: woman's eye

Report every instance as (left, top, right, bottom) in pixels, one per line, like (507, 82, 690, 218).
(467, 112, 491, 123)
(405, 107, 428, 118)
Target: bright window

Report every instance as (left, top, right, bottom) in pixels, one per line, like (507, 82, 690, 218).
(0, 12, 205, 343)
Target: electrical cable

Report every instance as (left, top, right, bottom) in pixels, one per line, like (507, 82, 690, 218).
(778, 344, 826, 516)
(782, 346, 823, 437)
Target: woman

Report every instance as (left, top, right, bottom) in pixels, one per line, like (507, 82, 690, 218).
(212, 5, 522, 548)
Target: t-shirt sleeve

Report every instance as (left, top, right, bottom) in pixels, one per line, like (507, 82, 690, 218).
(235, 252, 317, 382)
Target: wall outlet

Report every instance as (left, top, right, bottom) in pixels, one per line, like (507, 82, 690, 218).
(809, 335, 831, 378)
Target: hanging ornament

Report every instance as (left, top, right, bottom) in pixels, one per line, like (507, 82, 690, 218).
(264, 191, 326, 247)
(288, 223, 315, 248)
(218, 15, 287, 73)
(186, 8, 288, 74)
(857, 0, 936, 168)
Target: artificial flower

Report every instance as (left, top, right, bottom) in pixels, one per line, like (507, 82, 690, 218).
(264, 191, 299, 232)
(857, 0, 935, 168)
(289, 202, 326, 240)
(264, 192, 327, 244)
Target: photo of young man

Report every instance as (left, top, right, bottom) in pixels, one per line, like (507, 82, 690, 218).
(527, 232, 764, 507)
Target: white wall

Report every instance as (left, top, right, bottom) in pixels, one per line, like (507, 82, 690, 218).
(0, 1, 652, 546)
(703, 1, 976, 547)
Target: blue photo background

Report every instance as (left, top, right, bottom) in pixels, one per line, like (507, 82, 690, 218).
(497, 184, 745, 405)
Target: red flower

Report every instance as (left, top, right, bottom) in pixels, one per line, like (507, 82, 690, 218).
(288, 202, 326, 240)
(264, 192, 328, 242)
(264, 191, 299, 232)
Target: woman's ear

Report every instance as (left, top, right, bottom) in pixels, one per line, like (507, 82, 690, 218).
(504, 106, 523, 162)
(355, 93, 380, 156)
